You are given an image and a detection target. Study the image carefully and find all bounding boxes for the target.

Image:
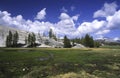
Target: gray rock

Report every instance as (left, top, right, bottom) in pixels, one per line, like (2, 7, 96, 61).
(72, 43, 85, 48)
(0, 25, 64, 48)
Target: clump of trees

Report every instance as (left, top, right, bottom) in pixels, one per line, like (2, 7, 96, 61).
(84, 34, 94, 48)
(71, 34, 101, 48)
(63, 35, 71, 48)
(6, 31, 37, 48)
(6, 30, 100, 48)
(63, 34, 101, 48)
(27, 33, 36, 47)
(6, 31, 19, 47)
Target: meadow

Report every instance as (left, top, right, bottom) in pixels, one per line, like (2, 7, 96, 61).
(0, 47, 120, 78)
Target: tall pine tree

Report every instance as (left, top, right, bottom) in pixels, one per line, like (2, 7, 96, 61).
(27, 33, 36, 47)
(6, 31, 13, 47)
(13, 31, 19, 47)
(63, 35, 71, 48)
(32, 32, 36, 47)
(84, 34, 94, 48)
(49, 29, 53, 38)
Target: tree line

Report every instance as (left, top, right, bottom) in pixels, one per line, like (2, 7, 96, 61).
(5, 29, 55, 47)
(6, 31, 36, 47)
(6, 30, 100, 48)
(64, 34, 101, 48)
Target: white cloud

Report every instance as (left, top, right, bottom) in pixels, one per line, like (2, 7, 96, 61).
(56, 12, 77, 38)
(114, 37, 120, 41)
(61, 7, 68, 13)
(96, 29, 110, 35)
(59, 13, 70, 20)
(77, 20, 106, 34)
(0, 10, 77, 38)
(0, 1, 120, 39)
(0, 11, 12, 25)
(29, 12, 78, 38)
(0, 11, 29, 30)
(0, 10, 110, 38)
(93, 2, 118, 18)
(106, 10, 120, 29)
(15, 15, 23, 21)
(92, 2, 120, 38)
(35, 8, 46, 20)
(72, 14, 79, 21)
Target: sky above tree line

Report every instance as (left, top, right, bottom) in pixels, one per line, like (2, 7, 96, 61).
(0, 0, 120, 39)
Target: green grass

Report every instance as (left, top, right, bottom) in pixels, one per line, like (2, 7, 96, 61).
(100, 45, 120, 49)
(0, 48, 120, 78)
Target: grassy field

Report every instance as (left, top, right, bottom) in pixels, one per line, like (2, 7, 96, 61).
(0, 47, 120, 78)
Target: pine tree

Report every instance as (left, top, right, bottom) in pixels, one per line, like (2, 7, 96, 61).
(6, 31, 13, 47)
(49, 29, 53, 38)
(27, 33, 36, 47)
(84, 34, 90, 47)
(89, 36, 94, 48)
(32, 33, 36, 47)
(84, 34, 94, 48)
(63, 35, 71, 48)
(28, 33, 31, 46)
(13, 31, 19, 47)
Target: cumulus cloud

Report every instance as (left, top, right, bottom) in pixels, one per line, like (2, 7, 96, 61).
(106, 10, 120, 29)
(35, 8, 46, 20)
(93, 2, 118, 18)
(59, 13, 70, 20)
(0, 11, 27, 29)
(0, 1, 120, 39)
(96, 29, 110, 35)
(77, 20, 106, 34)
(28, 21, 54, 34)
(0, 10, 78, 38)
(72, 14, 79, 21)
(56, 12, 78, 38)
(91, 2, 120, 38)
(94, 10, 120, 36)
(0, 11, 12, 25)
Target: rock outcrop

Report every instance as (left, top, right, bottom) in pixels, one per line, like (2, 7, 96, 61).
(0, 26, 64, 47)
(0, 26, 29, 47)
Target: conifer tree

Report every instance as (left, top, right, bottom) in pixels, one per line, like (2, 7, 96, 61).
(63, 35, 71, 48)
(32, 32, 36, 47)
(84, 34, 94, 48)
(27, 33, 36, 47)
(49, 29, 53, 38)
(13, 31, 19, 47)
(6, 31, 13, 47)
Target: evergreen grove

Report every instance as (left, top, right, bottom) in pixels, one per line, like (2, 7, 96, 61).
(6, 31, 19, 47)
(64, 34, 101, 48)
(71, 34, 101, 48)
(6, 31, 36, 47)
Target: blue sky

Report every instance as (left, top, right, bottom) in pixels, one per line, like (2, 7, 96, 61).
(0, 0, 120, 39)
